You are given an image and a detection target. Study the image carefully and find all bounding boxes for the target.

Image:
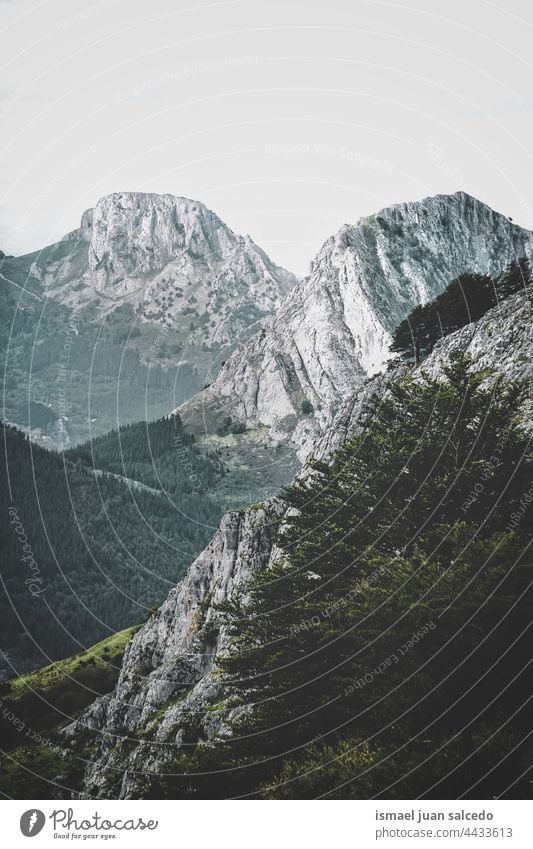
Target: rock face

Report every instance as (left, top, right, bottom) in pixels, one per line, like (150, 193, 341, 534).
(178, 192, 532, 457)
(70, 504, 284, 799)
(3, 192, 297, 448)
(67, 281, 532, 799)
(32, 192, 296, 348)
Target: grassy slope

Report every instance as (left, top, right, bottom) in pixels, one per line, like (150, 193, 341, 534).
(0, 626, 138, 798)
(4, 626, 138, 706)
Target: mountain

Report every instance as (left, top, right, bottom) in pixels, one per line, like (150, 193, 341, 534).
(61, 272, 532, 800)
(0, 417, 226, 678)
(178, 192, 531, 458)
(35, 192, 296, 346)
(0, 193, 296, 448)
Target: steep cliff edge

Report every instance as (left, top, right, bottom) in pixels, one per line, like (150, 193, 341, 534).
(177, 192, 531, 458)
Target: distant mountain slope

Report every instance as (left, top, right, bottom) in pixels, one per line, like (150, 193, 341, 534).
(0, 419, 225, 678)
(178, 192, 532, 458)
(1, 193, 296, 448)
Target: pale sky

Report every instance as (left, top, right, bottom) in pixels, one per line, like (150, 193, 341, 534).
(1, 0, 533, 276)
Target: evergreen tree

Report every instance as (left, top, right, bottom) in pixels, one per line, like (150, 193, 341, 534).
(392, 259, 531, 363)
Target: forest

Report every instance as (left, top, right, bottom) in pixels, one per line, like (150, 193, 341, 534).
(0, 417, 225, 676)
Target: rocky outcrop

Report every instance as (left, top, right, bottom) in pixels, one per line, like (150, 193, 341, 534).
(66, 503, 285, 798)
(27, 192, 297, 348)
(178, 192, 532, 457)
(420, 286, 533, 385)
(67, 282, 532, 799)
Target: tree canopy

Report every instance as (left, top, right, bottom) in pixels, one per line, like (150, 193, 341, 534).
(392, 258, 532, 363)
(0, 418, 225, 676)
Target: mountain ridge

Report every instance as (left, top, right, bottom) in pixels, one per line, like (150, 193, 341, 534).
(176, 191, 532, 459)
(26, 191, 297, 345)
(1, 191, 298, 448)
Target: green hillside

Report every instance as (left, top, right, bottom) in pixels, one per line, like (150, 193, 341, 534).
(0, 627, 137, 798)
(0, 418, 225, 675)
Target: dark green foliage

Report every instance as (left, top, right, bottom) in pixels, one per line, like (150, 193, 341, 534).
(216, 416, 233, 436)
(66, 414, 222, 499)
(150, 356, 533, 799)
(0, 628, 133, 749)
(0, 744, 83, 799)
(0, 419, 225, 676)
(497, 255, 533, 297)
(392, 259, 532, 363)
(0, 628, 138, 799)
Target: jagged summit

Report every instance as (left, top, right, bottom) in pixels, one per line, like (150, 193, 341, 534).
(3, 190, 299, 447)
(72, 192, 256, 278)
(178, 191, 532, 457)
(26, 190, 297, 348)
(66, 190, 294, 274)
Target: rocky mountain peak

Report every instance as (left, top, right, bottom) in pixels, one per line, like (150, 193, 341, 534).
(178, 192, 532, 458)
(82, 192, 235, 289)
(30, 191, 298, 350)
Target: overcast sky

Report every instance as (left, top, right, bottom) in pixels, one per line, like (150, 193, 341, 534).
(1, 0, 533, 275)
